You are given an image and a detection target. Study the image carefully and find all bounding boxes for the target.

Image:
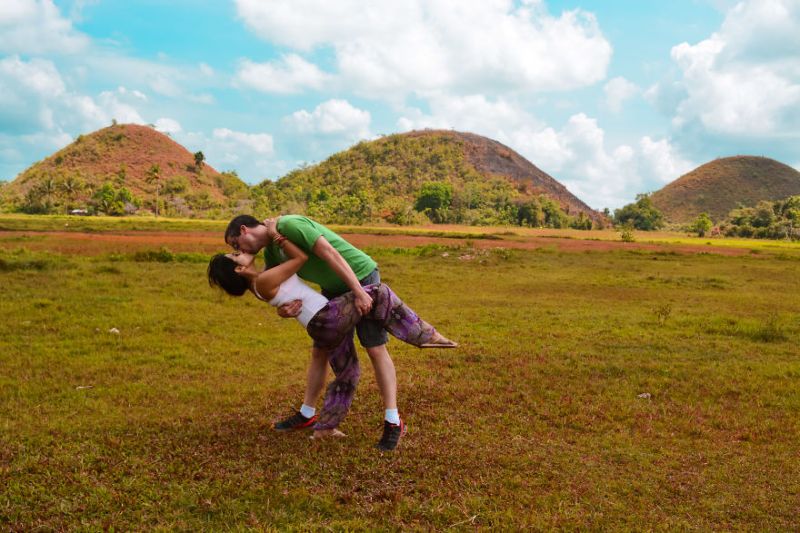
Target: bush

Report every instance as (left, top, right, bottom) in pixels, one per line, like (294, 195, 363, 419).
(722, 195, 800, 240)
(690, 213, 713, 237)
(415, 182, 453, 222)
(614, 194, 664, 230)
(619, 225, 635, 242)
(91, 182, 139, 216)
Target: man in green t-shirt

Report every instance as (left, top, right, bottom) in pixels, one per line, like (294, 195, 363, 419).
(225, 214, 406, 451)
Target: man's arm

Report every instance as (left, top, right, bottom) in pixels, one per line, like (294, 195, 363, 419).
(312, 236, 373, 315)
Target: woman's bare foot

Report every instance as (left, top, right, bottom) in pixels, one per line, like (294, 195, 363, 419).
(310, 428, 347, 440)
(420, 332, 458, 348)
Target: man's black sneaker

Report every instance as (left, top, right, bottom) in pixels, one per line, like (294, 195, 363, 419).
(274, 410, 317, 431)
(376, 419, 407, 451)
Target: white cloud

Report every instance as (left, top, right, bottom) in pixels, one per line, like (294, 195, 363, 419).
(639, 136, 694, 185)
(234, 0, 612, 98)
(97, 89, 146, 125)
(0, 56, 147, 140)
(287, 99, 371, 139)
(522, 118, 696, 207)
(0, 0, 89, 55)
(0, 56, 68, 133)
(657, 0, 800, 138)
(199, 63, 214, 77)
(212, 128, 274, 155)
(398, 94, 541, 140)
(235, 54, 331, 94)
(155, 118, 182, 135)
(20, 129, 73, 151)
(78, 54, 215, 105)
(172, 128, 281, 181)
(604, 76, 639, 112)
(116, 86, 147, 101)
(519, 117, 695, 207)
(0, 54, 65, 97)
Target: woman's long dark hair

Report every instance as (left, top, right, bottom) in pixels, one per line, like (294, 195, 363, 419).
(207, 254, 249, 296)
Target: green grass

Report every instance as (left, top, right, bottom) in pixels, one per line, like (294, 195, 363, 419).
(2, 228, 800, 529)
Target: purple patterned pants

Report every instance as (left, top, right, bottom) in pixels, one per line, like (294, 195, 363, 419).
(306, 283, 439, 430)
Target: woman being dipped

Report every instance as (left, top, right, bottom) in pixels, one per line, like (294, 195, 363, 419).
(207, 233, 456, 450)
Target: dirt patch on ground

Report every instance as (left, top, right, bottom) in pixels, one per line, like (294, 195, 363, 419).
(346, 233, 750, 256)
(0, 229, 752, 257)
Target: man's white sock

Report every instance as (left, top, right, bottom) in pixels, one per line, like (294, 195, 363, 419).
(300, 404, 316, 418)
(385, 408, 400, 425)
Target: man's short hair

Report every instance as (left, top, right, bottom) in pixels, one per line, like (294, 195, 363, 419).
(225, 214, 261, 243)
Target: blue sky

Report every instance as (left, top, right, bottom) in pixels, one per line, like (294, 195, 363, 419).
(1, 0, 798, 209)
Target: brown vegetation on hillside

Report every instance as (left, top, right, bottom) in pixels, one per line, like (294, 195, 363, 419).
(650, 156, 800, 223)
(4, 124, 248, 216)
(406, 130, 603, 222)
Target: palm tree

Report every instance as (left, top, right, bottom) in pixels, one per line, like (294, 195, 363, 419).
(41, 175, 58, 211)
(145, 164, 162, 216)
(61, 174, 84, 211)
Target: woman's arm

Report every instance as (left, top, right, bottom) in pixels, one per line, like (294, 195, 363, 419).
(253, 235, 308, 298)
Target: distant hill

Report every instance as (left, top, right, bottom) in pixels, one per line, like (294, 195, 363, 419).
(650, 156, 800, 223)
(254, 130, 603, 226)
(409, 130, 600, 220)
(4, 124, 249, 216)
(4, 125, 603, 227)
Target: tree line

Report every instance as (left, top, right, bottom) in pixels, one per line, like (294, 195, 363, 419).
(613, 193, 800, 240)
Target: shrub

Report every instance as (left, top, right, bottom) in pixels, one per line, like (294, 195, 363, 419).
(415, 182, 453, 222)
(619, 225, 635, 242)
(614, 194, 664, 230)
(722, 195, 800, 240)
(690, 213, 713, 237)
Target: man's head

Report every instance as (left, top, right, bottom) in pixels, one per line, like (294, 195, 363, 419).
(225, 214, 265, 254)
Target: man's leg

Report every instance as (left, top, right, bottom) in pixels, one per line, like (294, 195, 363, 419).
(366, 343, 397, 410)
(303, 346, 328, 407)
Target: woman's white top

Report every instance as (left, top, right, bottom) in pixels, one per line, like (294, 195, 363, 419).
(253, 274, 328, 328)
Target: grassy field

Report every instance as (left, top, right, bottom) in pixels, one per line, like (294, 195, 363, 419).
(2, 216, 800, 530)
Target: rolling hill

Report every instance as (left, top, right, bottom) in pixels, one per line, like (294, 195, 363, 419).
(650, 156, 800, 223)
(4, 125, 601, 227)
(253, 129, 603, 226)
(4, 124, 248, 216)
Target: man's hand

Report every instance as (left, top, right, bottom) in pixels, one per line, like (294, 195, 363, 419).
(277, 299, 302, 318)
(310, 428, 347, 440)
(354, 288, 373, 316)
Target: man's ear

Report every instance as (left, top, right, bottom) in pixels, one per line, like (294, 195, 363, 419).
(239, 224, 248, 236)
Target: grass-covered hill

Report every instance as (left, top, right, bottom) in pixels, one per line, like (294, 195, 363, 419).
(650, 156, 800, 223)
(4, 124, 249, 217)
(252, 130, 603, 227)
(3, 125, 603, 227)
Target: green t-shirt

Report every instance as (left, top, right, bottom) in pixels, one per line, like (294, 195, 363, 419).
(264, 215, 377, 294)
